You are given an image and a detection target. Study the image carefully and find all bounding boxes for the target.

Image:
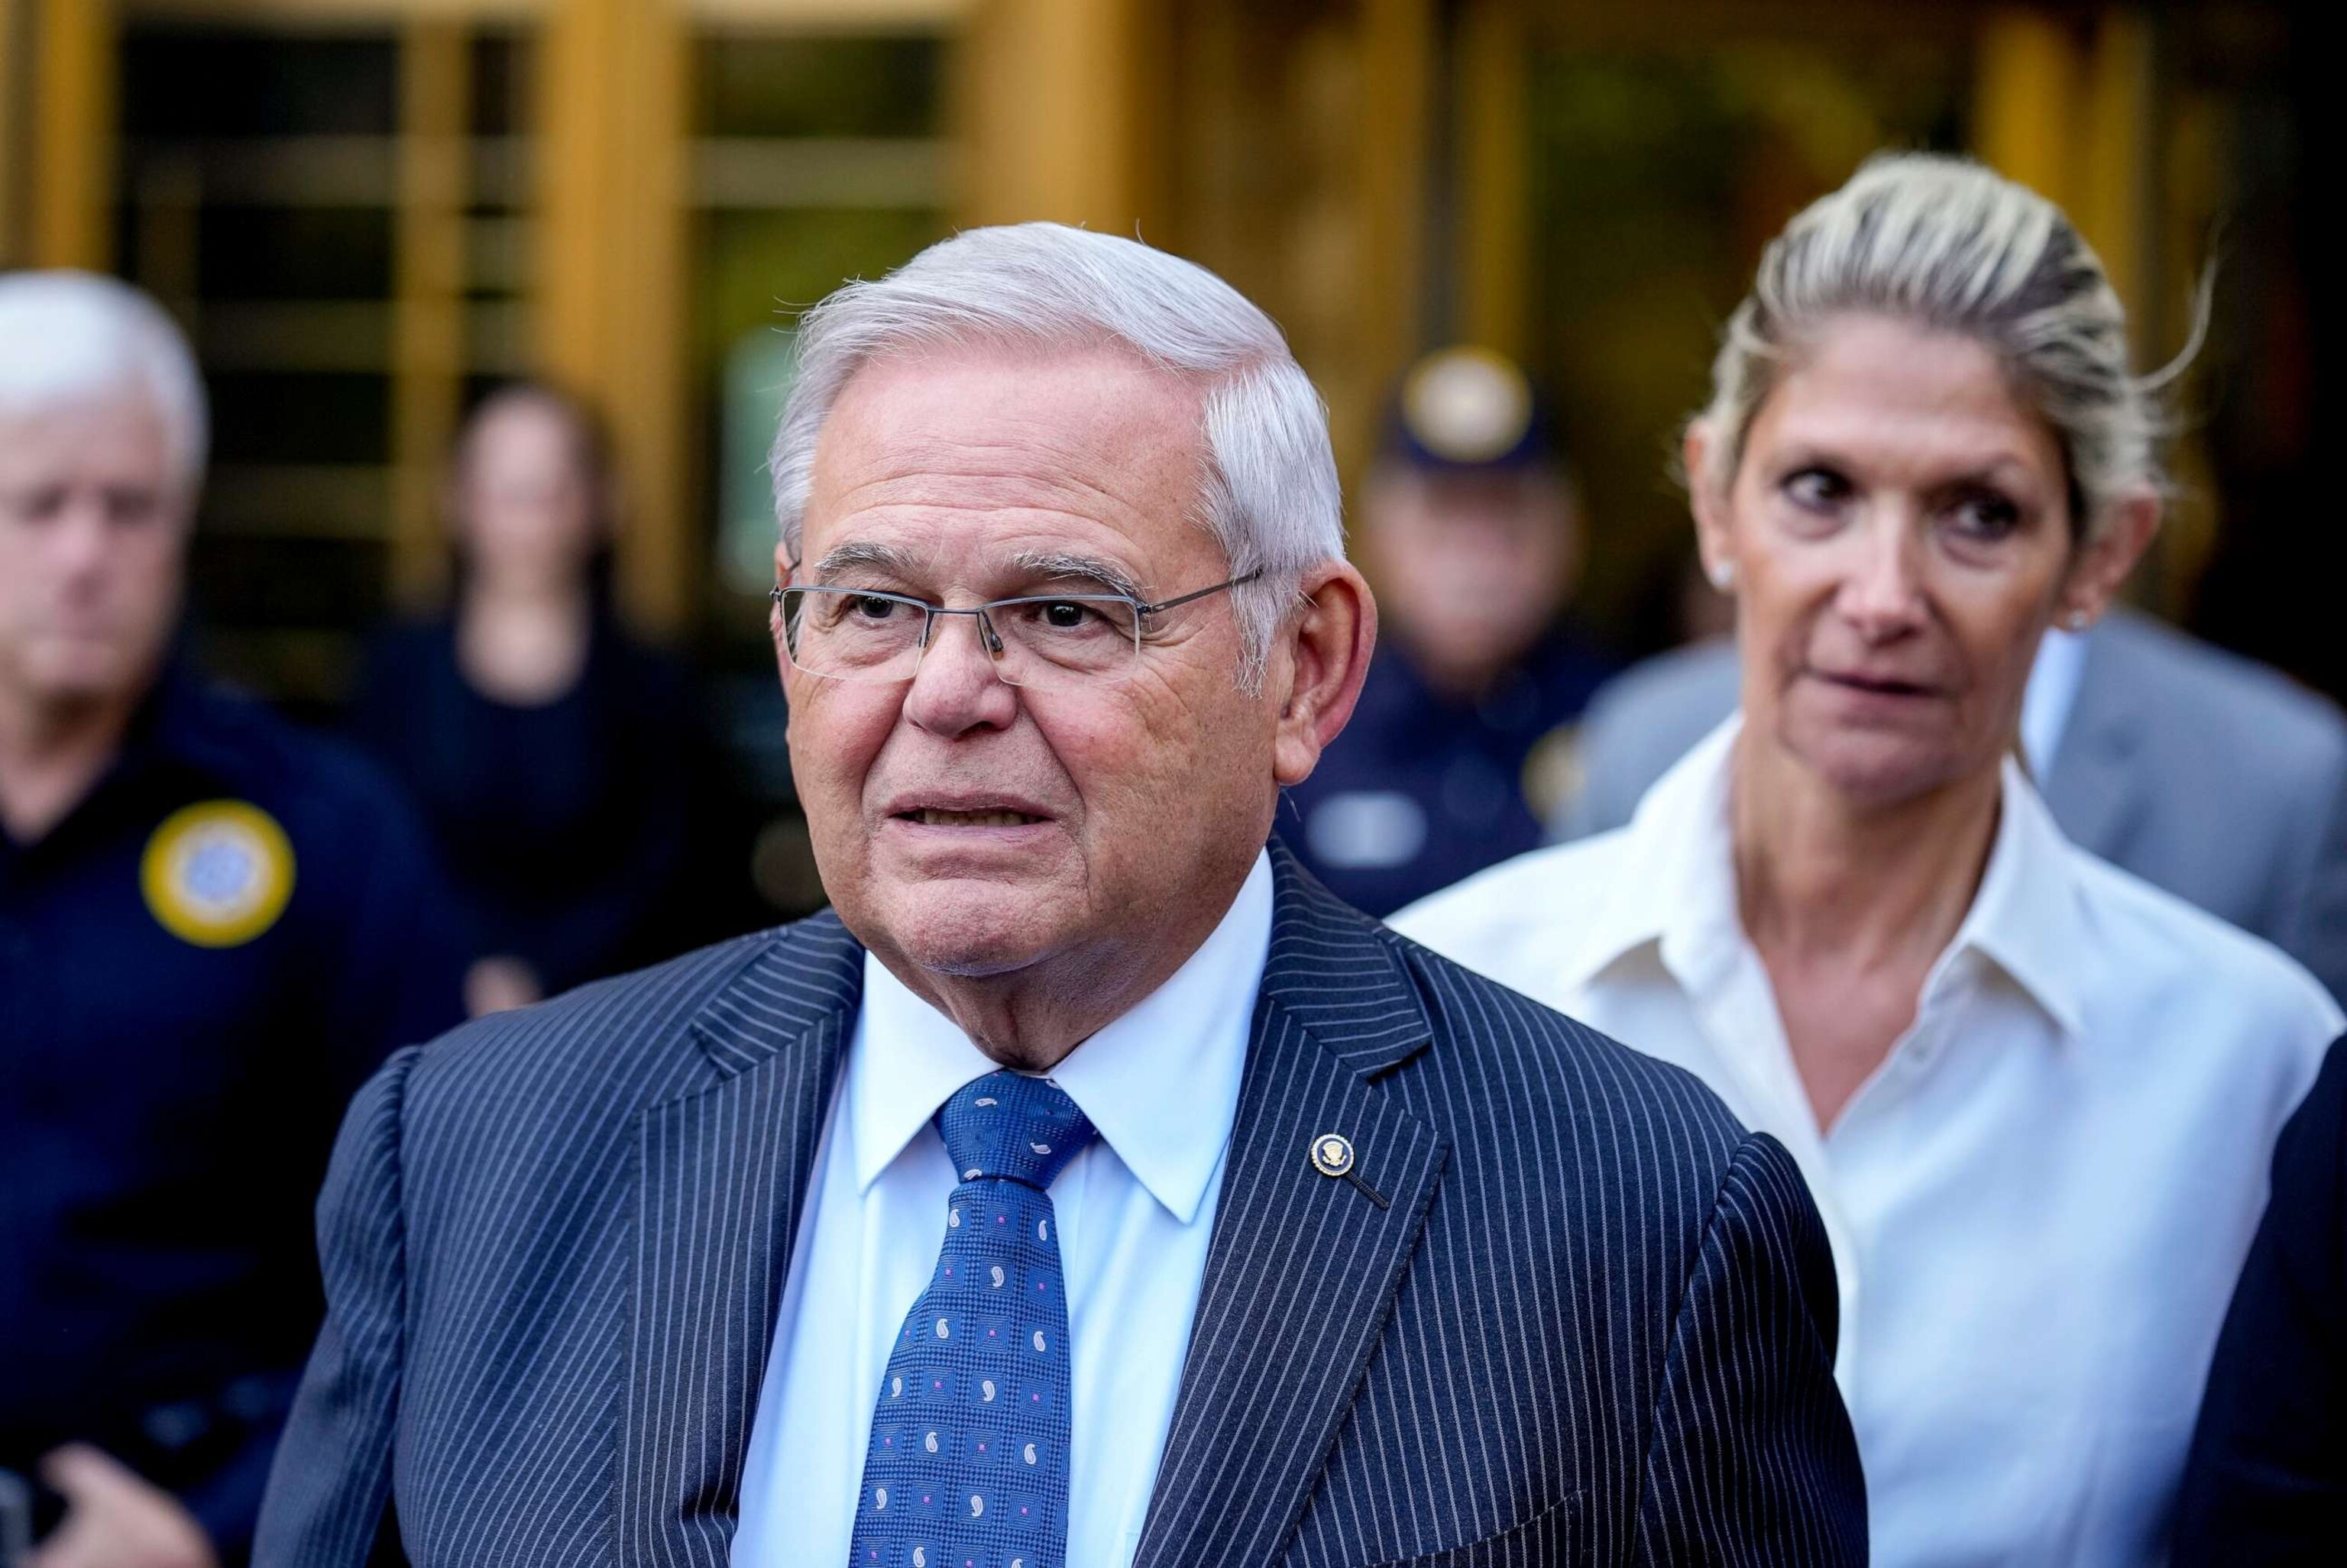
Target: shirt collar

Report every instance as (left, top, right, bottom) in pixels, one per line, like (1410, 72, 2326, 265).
(2018, 625, 2089, 774)
(1557, 715, 2088, 1039)
(1556, 716, 1744, 998)
(8, 664, 241, 857)
(136, 663, 250, 782)
(1951, 758, 2089, 1039)
(847, 849, 1274, 1223)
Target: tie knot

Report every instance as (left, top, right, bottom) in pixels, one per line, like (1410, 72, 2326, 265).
(936, 1070, 1096, 1191)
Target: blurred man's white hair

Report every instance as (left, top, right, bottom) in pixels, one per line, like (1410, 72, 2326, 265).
(769, 222, 1343, 688)
(0, 270, 209, 487)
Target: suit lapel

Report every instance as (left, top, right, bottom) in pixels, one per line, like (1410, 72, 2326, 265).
(620, 916, 863, 1566)
(1137, 848, 1452, 1568)
(2044, 620, 2145, 859)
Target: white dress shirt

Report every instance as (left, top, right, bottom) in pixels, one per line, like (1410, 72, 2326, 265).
(733, 852, 1272, 1568)
(1395, 723, 2342, 1568)
(2020, 623, 2087, 774)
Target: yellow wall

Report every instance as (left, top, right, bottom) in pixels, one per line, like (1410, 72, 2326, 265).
(29, 0, 115, 270)
(954, 0, 1144, 233)
(537, 0, 691, 632)
(1974, 5, 2155, 338)
(2, 0, 18, 264)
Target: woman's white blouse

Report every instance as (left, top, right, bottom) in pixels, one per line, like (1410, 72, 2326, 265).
(1393, 719, 2343, 1568)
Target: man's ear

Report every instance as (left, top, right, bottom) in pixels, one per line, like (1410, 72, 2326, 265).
(772, 540, 800, 708)
(1272, 560, 1377, 788)
(2057, 487, 2161, 629)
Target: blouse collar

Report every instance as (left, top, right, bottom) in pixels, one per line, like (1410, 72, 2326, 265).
(1558, 716, 2089, 1040)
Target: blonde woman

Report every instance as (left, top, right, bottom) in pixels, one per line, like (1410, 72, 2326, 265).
(1397, 154, 2343, 1566)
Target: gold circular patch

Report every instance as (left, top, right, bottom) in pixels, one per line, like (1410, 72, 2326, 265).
(1309, 1133, 1356, 1178)
(141, 800, 296, 948)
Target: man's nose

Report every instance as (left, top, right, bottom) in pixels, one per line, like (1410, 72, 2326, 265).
(50, 497, 117, 574)
(902, 612, 1021, 737)
(1837, 509, 1929, 640)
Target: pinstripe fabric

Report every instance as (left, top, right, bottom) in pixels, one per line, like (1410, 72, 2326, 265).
(255, 842, 1863, 1567)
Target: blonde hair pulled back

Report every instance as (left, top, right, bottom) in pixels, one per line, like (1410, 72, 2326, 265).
(1693, 153, 2187, 540)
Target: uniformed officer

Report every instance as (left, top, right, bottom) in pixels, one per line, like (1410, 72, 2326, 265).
(1280, 346, 1617, 915)
(0, 272, 467, 1566)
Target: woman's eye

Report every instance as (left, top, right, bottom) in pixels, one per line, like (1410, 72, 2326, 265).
(1782, 468, 1848, 511)
(1948, 494, 2022, 540)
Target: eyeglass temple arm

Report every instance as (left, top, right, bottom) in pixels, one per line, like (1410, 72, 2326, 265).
(1135, 567, 1264, 617)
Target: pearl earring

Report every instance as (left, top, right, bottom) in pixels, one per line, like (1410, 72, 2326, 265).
(2061, 610, 2090, 632)
(1708, 561, 1736, 592)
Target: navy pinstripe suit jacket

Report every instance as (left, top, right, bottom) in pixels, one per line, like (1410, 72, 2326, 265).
(256, 844, 1864, 1566)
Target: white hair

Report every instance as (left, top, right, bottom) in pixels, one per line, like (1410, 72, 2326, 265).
(769, 223, 1343, 687)
(1694, 153, 2174, 540)
(0, 270, 209, 487)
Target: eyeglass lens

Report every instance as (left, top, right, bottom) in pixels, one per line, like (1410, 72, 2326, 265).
(779, 587, 1142, 687)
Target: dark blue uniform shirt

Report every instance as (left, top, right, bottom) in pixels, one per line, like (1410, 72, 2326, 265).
(1280, 624, 1615, 916)
(0, 665, 466, 1560)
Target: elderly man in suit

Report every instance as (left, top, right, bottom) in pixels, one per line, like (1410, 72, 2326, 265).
(254, 225, 1865, 1568)
(1555, 616, 2347, 999)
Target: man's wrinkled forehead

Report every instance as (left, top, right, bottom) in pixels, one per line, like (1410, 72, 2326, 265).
(802, 342, 1211, 570)
(806, 341, 1209, 521)
(805, 536, 1145, 600)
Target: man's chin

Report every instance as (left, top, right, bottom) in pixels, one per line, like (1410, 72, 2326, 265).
(858, 880, 1071, 981)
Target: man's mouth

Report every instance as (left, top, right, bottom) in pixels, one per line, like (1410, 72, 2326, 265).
(895, 808, 1047, 827)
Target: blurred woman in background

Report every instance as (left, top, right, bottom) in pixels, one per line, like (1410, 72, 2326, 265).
(1397, 155, 2342, 1565)
(352, 383, 712, 1015)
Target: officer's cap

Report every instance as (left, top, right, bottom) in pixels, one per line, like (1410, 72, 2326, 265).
(1380, 346, 1559, 474)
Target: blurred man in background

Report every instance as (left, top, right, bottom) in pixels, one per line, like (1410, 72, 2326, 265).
(1280, 347, 1615, 914)
(0, 271, 466, 1566)
(1555, 611, 2347, 1001)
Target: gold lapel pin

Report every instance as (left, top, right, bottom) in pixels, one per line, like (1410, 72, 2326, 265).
(1309, 1133, 1355, 1178)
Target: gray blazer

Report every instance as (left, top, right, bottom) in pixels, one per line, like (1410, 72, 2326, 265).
(254, 842, 1866, 1566)
(1556, 610, 2347, 1000)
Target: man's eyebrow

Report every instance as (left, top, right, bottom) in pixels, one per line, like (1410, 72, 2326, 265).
(811, 540, 923, 578)
(1007, 551, 1142, 600)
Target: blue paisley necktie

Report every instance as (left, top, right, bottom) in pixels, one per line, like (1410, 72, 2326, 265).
(847, 1069, 1097, 1568)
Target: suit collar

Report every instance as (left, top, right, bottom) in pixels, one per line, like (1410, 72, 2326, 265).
(1137, 842, 1450, 1566)
(626, 913, 862, 1566)
(684, 910, 865, 1075)
(1255, 837, 1436, 1076)
(2019, 623, 2090, 775)
(2041, 613, 2144, 859)
(681, 845, 1430, 1082)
